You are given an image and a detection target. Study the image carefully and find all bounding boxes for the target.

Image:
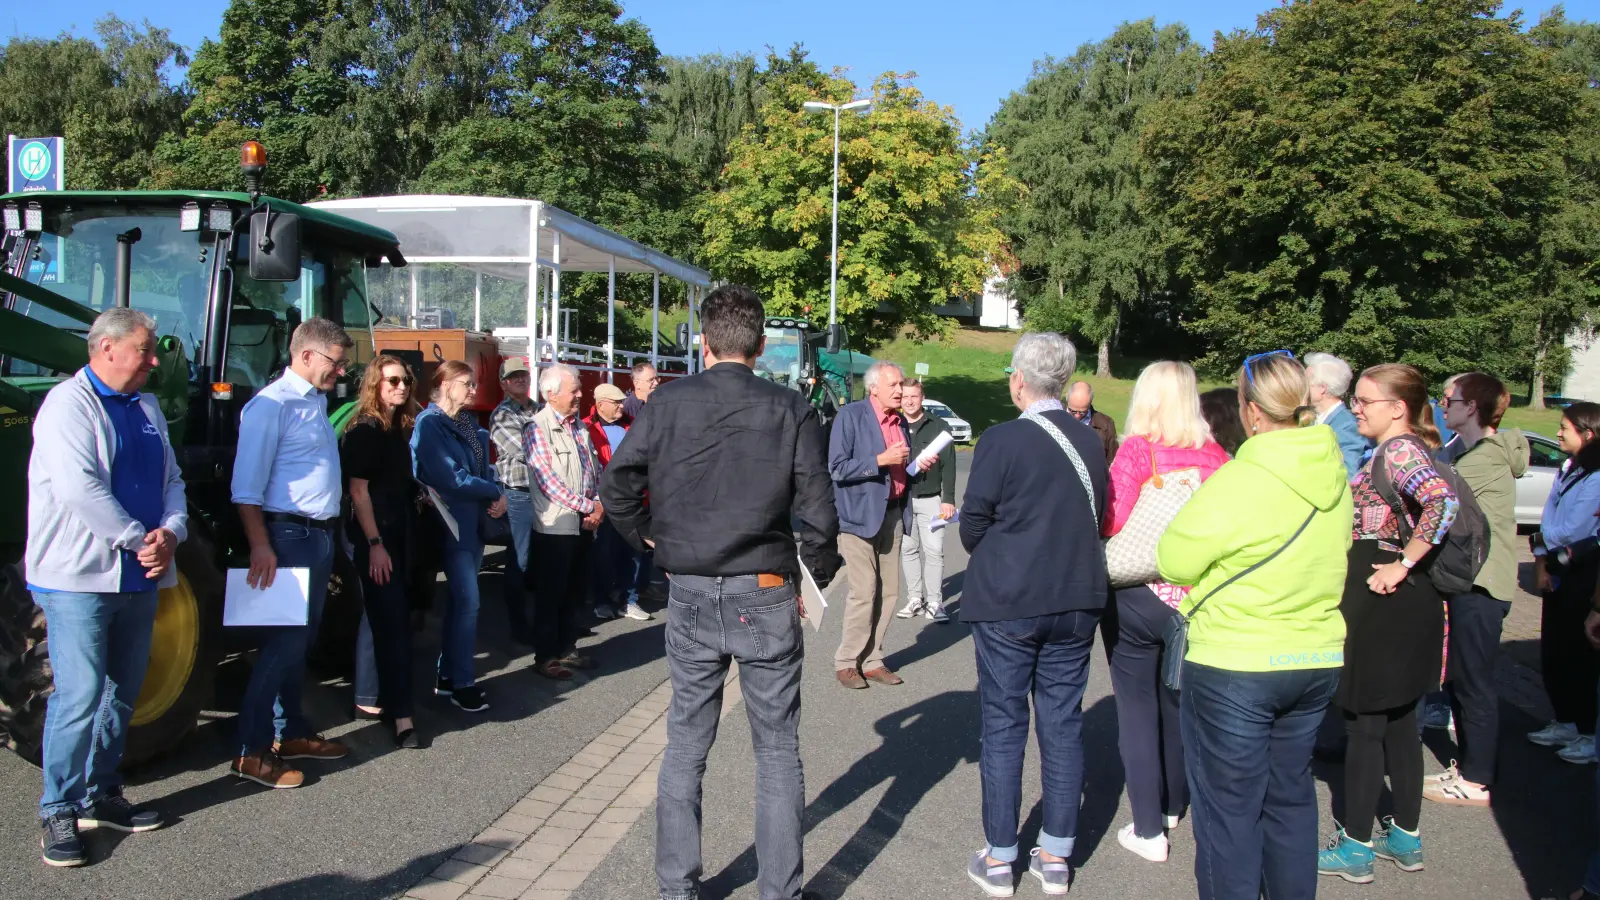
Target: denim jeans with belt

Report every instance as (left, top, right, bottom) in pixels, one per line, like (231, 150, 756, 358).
(1181, 660, 1339, 900)
(657, 574, 804, 900)
(236, 520, 333, 755)
(35, 589, 159, 818)
(971, 609, 1100, 863)
(439, 535, 485, 688)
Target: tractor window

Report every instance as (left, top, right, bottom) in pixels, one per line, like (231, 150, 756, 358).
(756, 326, 804, 389)
(227, 252, 325, 390)
(329, 251, 375, 331)
(8, 207, 214, 377)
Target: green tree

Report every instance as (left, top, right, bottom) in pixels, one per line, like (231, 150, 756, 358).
(988, 19, 1202, 376)
(649, 53, 766, 193)
(1144, 0, 1586, 383)
(699, 55, 1002, 347)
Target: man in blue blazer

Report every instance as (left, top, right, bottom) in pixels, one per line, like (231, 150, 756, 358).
(1306, 352, 1371, 478)
(829, 360, 916, 689)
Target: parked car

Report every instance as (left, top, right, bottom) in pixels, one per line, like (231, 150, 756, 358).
(1516, 431, 1567, 527)
(923, 399, 972, 443)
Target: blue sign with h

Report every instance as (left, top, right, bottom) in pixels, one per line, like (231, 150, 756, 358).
(8, 135, 64, 193)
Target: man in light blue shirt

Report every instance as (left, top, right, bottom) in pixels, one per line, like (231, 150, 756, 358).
(228, 317, 353, 789)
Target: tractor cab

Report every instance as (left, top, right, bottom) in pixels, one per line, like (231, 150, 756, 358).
(754, 316, 855, 424)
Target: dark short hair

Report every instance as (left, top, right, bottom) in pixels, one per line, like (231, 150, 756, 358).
(1453, 372, 1509, 429)
(701, 285, 765, 360)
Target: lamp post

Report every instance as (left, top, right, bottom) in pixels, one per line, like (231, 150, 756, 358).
(803, 98, 871, 327)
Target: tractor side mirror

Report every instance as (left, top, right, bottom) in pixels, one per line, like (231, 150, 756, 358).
(248, 210, 302, 281)
(826, 323, 847, 355)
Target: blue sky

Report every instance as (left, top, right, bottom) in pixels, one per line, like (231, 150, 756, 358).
(10, 0, 1600, 132)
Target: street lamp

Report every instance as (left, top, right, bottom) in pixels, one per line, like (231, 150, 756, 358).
(803, 98, 871, 327)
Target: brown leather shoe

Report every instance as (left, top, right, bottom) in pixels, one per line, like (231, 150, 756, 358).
(862, 667, 904, 686)
(274, 735, 350, 761)
(836, 668, 869, 690)
(232, 752, 305, 789)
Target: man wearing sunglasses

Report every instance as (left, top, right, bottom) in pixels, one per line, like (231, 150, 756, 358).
(490, 357, 540, 645)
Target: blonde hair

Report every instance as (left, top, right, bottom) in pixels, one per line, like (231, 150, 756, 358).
(1126, 361, 1212, 449)
(1237, 354, 1316, 428)
(1359, 363, 1440, 449)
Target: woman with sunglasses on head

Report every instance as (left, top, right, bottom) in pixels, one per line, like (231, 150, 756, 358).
(341, 356, 424, 747)
(1528, 402, 1600, 765)
(1318, 363, 1456, 884)
(1156, 351, 1351, 900)
(411, 360, 506, 715)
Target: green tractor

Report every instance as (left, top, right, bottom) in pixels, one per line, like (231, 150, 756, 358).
(0, 144, 405, 764)
(753, 316, 865, 426)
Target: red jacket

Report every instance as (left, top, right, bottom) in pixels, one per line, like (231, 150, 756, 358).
(583, 409, 633, 469)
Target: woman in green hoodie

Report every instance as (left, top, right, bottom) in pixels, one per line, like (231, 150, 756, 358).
(1156, 352, 1351, 900)
(1425, 373, 1526, 806)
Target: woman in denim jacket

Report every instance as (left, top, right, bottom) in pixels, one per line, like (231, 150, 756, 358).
(411, 360, 506, 714)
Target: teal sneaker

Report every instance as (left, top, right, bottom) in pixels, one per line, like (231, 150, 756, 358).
(1317, 825, 1375, 884)
(1371, 816, 1424, 872)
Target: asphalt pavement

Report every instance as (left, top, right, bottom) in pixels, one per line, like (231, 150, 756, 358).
(0, 450, 1596, 899)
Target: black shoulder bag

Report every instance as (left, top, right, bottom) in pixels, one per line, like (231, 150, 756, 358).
(1160, 508, 1318, 691)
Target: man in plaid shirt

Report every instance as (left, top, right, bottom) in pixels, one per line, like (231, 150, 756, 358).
(523, 364, 603, 679)
(490, 358, 540, 645)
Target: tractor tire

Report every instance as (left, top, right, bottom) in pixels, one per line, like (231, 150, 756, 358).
(0, 561, 51, 765)
(123, 533, 225, 766)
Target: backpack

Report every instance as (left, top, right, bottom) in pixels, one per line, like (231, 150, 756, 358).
(1370, 433, 1489, 596)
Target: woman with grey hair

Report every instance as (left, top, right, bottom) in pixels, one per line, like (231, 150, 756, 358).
(959, 332, 1110, 896)
(1305, 352, 1370, 478)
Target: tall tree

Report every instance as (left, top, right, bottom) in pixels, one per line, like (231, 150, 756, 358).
(1144, 0, 1585, 382)
(988, 19, 1202, 375)
(699, 54, 1004, 346)
(649, 53, 766, 192)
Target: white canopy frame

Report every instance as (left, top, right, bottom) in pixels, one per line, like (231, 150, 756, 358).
(308, 195, 711, 394)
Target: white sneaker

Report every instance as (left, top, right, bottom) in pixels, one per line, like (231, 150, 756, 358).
(896, 598, 925, 619)
(1424, 760, 1460, 784)
(622, 603, 651, 621)
(1165, 813, 1182, 830)
(1559, 734, 1598, 764)
(1529, 720, 1580, 747)
(1117, 823, 1169, 862)
(925, 602, 950, 623)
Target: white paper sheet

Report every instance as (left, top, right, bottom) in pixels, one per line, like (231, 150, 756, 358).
(798, 560, 830, 633)
(425, 485, 460, 541)
(909, 431, 955, 474)
(224, 568, 311, 627)
(929, 509, 960, 532)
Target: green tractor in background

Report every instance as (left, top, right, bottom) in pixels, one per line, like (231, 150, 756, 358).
(0, 142, 405, 764)
(753, 316, 871, 427)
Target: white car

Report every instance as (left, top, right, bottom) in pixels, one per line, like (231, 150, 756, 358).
(1516, 431, 1566, 527)
(923, 399, 972, 443)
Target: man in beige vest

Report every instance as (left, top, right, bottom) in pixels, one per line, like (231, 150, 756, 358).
(522, 363, 603, 680)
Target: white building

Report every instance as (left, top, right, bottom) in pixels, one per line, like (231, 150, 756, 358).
(931, 270, 1021, 329)
(1564, 328, 1600, 401)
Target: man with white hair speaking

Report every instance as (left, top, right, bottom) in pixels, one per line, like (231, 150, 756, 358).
(829, 360, 916, 689)
(1304, 352, 1371, 478)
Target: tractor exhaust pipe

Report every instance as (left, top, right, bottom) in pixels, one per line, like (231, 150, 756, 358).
(114, 227, 142, 309)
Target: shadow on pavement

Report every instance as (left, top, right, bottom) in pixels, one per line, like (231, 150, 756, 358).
(701, 691, 981, 899)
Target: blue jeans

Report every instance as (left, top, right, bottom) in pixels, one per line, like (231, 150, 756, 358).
(657, 575, 804, 900)
(1181, 661, 1339, 900)
(971, 610, 1100, 863)
(236, 521, 333, 755)
(35, 589, 159, 818)
(502, 488, 533, 636)
(354, 611, 378, 708)
(439, 536, 485, 687)
(590, 522, 639, 606)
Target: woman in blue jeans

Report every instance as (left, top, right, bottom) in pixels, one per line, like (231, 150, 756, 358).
(411, 359, 505, 714)
(1155, 352, 1351, 900)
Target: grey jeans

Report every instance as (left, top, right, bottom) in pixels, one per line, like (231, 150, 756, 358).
(658, 574, 805, 900)
(901, 495, 946, 607)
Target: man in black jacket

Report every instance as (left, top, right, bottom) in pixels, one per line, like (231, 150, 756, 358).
(601, 284, 839, 900)
(896, 378, 957, 623)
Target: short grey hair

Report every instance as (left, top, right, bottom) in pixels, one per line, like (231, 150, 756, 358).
(290, 316, 353, 355)
(1012, 332, 1076, 400)
(86, 308, 156, 352)
(1304, 352, 1353, 397)
(863, 360, 904, 390)
(539, 363, 579, 395)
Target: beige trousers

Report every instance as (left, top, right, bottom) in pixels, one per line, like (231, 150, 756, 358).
(834, 500, 904, 671)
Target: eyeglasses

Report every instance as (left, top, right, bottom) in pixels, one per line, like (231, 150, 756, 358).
(452, 378, 476, 391)
(382, 375, 414, 388)
(1003, 366, 1015, 375)
(310, 348, 349, 373)
(1349, 396, 1398, 411)
(1243, 350, 1295, 387)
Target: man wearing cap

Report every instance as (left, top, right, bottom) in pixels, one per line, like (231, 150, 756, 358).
(490, 356, 540, 645)
(584, 383, 650, 621)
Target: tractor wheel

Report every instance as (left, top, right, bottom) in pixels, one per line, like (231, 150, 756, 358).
(0, 561, 51, 764)
(123, 533, 225, 766)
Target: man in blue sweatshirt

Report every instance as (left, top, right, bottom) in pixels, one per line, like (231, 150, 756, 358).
(25, 308, 189, 867)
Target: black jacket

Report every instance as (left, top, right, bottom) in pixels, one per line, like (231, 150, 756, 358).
(907, 414, 956, 503)
(600, 362, 842, 583)
(959, 408, 1109, 621)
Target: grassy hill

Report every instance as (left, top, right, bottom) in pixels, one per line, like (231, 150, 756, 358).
(876, 329, 1564, 442)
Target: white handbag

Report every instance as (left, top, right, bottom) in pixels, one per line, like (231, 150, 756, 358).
(1104, 450, 1202, 588)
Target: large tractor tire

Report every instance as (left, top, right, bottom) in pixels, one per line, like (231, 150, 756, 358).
(124, 534, 225, 766)
(0, 561, 51, 764)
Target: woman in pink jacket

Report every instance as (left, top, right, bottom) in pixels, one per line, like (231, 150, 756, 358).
(1102, 361, 1231, 863)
